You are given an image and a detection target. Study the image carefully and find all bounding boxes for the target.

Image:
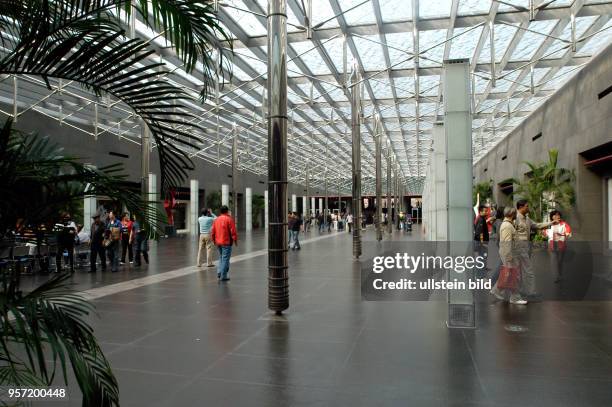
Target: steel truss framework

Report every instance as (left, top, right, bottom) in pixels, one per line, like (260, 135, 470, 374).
(1, 1, 611, 195)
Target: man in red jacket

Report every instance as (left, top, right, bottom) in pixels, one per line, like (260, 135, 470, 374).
(210, 205, 238, 281)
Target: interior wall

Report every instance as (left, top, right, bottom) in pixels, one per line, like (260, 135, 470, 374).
(474, 43, 612, 241)
(6, 108, 324, 229)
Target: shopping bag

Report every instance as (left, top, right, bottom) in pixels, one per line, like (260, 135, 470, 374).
(497, 265, 520, 290)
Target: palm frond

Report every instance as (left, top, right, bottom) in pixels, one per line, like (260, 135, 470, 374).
(0, 0, 232, 194)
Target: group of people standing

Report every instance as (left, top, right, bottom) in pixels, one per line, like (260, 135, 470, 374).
(474, 200, 572, 305)
(88, 210, 148, 273)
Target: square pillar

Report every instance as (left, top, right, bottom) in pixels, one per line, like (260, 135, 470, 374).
(264, 190, 269, 229)
(444, 59, 474, 329)
(83, 192, 96, 233)
(190, 179, 199, 236)
(245, 187, 253, 231)
(318, 198, 323, 214)
(433, 123, 447, 241)
(302, 196, 308, 216)
(221, 184, 229, 207)
(311, 197, 316, 216)
(291, 194, 297, 213)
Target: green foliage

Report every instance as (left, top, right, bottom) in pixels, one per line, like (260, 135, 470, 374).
(473, 179, 494, 205)
(0, 119, 161, 240)
(206, 190, 222, 214)
(508, 149, 575, 222)
(0, 0, 232, 194)
(0, 271, 119, 406)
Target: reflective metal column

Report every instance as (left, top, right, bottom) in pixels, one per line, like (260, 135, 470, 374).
(374, 116, 383, 242)
(350, 66, 362, 258)
(267, 0, 289, 314)
(232, 133, 238, 227)
(386, 148, 392, 235)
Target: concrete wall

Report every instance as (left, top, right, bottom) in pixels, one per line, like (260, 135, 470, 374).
(8, 109, 323, 229)
(474, 43, 612, 241)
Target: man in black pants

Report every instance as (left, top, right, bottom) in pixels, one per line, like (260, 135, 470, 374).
(89, 214, 106, 273)
(55, 213, 76, 273)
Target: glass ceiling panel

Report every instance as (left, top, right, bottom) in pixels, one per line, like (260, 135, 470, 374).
(341, 0, 377, 26)
(353, 36, 387, 71)
(290, 41, 332, 75)
(224, 0, 266, 36)
(479, 24, 519, 63)
(577, 20, 612, 56)
(385, 33, 415, 69)
(380, 0, 412, 22)
(449, 26, 483, 60)
(420, 0, 452, 18)
(457, 0, 491, 16)
(4, 0, 610, 195)
(418, 29, 447, 67)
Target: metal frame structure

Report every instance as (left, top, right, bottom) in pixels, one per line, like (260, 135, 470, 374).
(1, 1, 611, 196)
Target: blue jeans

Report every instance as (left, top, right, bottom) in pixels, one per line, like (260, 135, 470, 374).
(217, 245, 232, 279)
(107, 242, 119, 272)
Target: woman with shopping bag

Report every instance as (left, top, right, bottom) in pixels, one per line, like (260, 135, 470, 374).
(490, 207, 527, 305)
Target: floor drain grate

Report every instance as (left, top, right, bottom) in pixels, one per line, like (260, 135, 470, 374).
(504, 324, 529, 333)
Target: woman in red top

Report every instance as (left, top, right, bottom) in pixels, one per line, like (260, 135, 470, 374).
(120, 213, 134, 264)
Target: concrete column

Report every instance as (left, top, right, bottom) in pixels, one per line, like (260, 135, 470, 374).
(83, 189, 96, 233)
(221, 184, 229, 207)
(190, 179, 199, 236)
(264, 190, 269, 229)
(246, 187, 253, 231)
(433, 122, 447, 241)
(444, 59, 474, 328)
(318, 198, 323, 214)
(147, 173, 157, 227)
(311, 197, 316, 216)
(302, 196, 307, 216)
(291, 194, 297, 213)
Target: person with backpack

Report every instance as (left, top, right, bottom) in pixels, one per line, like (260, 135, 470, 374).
(210, 205, 238, 281)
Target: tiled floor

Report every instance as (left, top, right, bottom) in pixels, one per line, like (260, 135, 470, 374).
(29, 227, 612, 406)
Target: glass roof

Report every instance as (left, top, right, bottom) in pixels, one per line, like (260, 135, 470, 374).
(3, 0, 611, 195)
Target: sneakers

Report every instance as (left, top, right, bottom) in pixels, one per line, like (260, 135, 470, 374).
(509, 297, 528, 305)
(490, 289, 505, 301)
(207, 264, 215, 267)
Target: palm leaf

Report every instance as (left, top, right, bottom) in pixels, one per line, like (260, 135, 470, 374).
(0, 0, 232, 194)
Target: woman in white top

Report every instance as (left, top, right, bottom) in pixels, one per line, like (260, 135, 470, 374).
(545, 210, 571, 283)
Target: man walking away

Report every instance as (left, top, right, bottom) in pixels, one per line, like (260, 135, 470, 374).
(288, 212, 297, 250)
(197, 208, 217, 267)
(346, 213, 353, 233)
(292, 212, 302, 250)
(514, 199, 555, 301)
(474, 205, 490, 275)
(210, 205, 238, 281)
(89, 213, 106, 273)
(131, 213, 149, 267)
